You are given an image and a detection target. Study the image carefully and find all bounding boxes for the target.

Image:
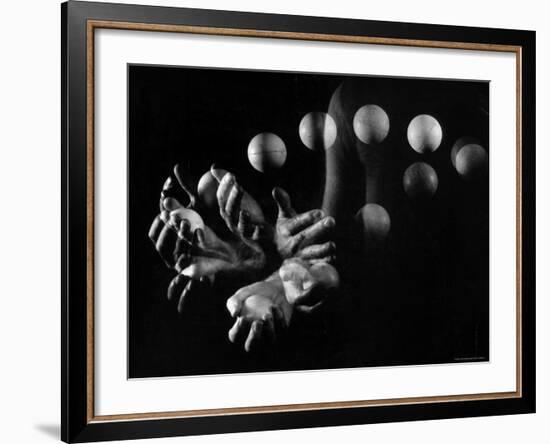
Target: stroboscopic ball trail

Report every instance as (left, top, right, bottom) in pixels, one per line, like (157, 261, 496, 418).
(247, 132, 287, 173)
(450, 136, 480, 168)
(355, 203, 391, 243)
(298, 111, 337, 151)
(352, 104, 390, 145)
(407, 114, 442, 153)
(455, 143, 488, 181)
(402, 162, 439, 200)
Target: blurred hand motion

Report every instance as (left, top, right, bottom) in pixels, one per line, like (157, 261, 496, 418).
(279, 258, 340, 314)
(225, 276, 292, 353)
(149, 164, 340, 350)
(210, 167, 268, 240)
(149, 165, 268, 311)
(272, 187, 336, 263)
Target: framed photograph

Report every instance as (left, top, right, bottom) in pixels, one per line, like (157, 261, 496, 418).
(62, 1, 536, 442)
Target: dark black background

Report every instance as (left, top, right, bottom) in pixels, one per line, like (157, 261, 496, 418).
(128, 64, 489, 378)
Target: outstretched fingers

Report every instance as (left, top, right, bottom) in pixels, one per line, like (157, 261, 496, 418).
(148, 215, 164, 242)
(272, 187, 297, 219)
(173, 220, 194, 272)
(167, 273, 189, 302)
(261, 311, 276, 344)
(215, 172, 245, 229)
(297, 241, 336, 262)
(177, 279, 199, 314)
(215, 173, 235, 212)
(167, 273, 211, 315)
(285, 209, 325, 236)
(225, 183, 244, 225)
(170, 275, 212, 315)
(264, 305, 287, 345)
(244, 320, 264, 353)
(293, 216, 335, 249)
(155, 223, 179, 267)
(228, 316, 248, 344)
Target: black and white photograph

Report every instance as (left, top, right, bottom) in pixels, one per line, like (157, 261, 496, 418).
(1, 0, 543, 442)
(129, 65, 489, 378)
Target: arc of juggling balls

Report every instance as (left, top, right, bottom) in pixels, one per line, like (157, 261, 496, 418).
(242, 102, 487, 244)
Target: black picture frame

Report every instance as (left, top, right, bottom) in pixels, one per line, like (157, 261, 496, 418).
(61, 1, 536, 442)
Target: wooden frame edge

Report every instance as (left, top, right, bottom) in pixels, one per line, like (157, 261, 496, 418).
(90, 391, 521, 423)
(86, 18, 95, 424)
(84, 18, 525, 425)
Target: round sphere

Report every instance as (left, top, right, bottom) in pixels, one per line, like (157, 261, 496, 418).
(298, 111, 337, 151)
(247, 132, 287, 173)
(352, 104, 390, 145)
(355, 203, 391, 242)
(403, 162, 439, 200)
(455, 143, 488, 180)
(407, 114, 443, 153)
(197, 169, 228, 208)
(451, 136, 480, 168)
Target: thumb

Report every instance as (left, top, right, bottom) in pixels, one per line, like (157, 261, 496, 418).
(173, 164, 197, 207)
(272, 187, 296, 219)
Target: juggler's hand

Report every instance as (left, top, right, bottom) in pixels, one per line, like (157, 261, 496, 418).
(272, 187, 336, 263)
